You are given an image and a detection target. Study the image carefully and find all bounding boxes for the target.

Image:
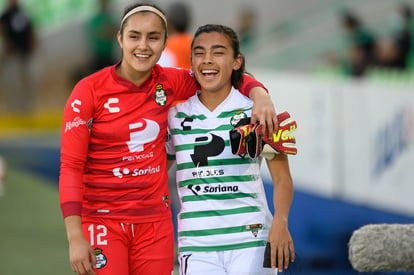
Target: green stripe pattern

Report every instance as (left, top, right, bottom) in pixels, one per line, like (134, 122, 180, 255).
(169, 91, 270, 253)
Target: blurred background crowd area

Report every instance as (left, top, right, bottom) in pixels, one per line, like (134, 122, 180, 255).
(0, 0, 413, 129)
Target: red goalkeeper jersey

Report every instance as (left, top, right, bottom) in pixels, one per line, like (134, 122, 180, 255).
(59, 64, 264, 223)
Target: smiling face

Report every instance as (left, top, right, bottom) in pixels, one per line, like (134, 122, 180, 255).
(117, 12, 166, 83)
(191, 32, 242, 94)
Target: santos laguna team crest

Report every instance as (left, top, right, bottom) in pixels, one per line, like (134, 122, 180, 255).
(94, 248, 107, 269)
(246, 224, 263, 237)
(230, 110, 248, 126)
(154, 84, 167, 106)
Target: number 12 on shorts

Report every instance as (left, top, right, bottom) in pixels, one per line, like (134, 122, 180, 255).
(88, 224, 108, 246)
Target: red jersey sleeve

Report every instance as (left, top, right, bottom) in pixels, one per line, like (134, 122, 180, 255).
(161, 67, 267, 100)
(240, 74, 268, 95)
(59, 79, 95, 218)
(162, 67, 197, 100)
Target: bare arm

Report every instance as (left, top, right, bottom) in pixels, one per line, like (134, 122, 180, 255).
(64, 215, 96, 275)
(265, 153, 295, 272)
(249, 87, 278, 138)
(166, 159, 175, 171)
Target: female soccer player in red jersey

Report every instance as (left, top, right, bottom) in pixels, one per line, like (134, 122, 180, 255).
(59, 3, 277, 275)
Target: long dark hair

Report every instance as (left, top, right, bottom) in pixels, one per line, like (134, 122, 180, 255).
(191, 24, 246, 89)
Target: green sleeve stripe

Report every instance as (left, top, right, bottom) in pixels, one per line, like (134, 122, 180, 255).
(175, 140, 230, 152)
(182, 193, 257, 202)
(179, 206, 260, 219)
(217, 108, 252, 118)
(175, 109, 251, 120)
(176, 157, 255, 170)
(175, 143, 198, 152)
(178, 240, 266, 252)
(175, 112, 207, 120)
(179, 224, 261, 237)
(171, 125, 233, 135)
(179, 175, 257, 187)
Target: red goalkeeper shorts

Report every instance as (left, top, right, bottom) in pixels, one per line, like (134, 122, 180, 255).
(82, 217, 174, 275)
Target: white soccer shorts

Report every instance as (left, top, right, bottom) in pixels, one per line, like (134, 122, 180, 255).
(178, 246, 278, 275)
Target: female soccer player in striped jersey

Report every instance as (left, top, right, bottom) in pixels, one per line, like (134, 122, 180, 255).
(59, 3, 277, 275)
(167, 24, 295, 274)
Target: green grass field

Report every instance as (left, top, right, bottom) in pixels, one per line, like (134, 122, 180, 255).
(0, 165, 73, 275)
(0, 164, 181, 275)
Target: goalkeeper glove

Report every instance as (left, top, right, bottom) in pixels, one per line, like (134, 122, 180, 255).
(246, 111, 297, 159)
(229, 117, 253, 157)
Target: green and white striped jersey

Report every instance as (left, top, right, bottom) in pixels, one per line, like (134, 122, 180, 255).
(167, 87, 273, 253)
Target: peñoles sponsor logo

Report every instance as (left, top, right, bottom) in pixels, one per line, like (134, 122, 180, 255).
(113, 165, 160, 178)
(122, 152, 154, 161)
(192, 169, 224, 177)
(65, 117, 86, 132)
